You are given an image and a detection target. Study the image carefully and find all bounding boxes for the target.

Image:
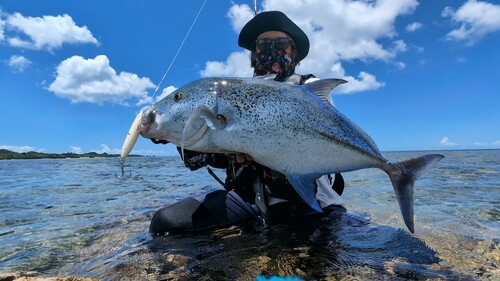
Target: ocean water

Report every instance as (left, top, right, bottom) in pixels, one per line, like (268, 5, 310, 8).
(0, 150, 498, 280)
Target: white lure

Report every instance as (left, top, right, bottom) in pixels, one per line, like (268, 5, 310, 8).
(120, 111, 142, 159)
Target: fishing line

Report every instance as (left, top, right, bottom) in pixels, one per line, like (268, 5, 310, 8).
(150, 0, 208, 102)
(118, 1, 207, 178)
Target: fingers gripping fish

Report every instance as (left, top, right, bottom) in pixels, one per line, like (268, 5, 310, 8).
(135, 77, 444, 233)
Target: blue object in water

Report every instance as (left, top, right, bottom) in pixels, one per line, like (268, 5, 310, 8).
(256, 276, 304, 281)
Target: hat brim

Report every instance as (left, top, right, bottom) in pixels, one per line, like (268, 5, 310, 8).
(238, 11, 309, 62)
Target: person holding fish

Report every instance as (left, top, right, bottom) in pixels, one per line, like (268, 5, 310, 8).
(149, 11, 346, 234)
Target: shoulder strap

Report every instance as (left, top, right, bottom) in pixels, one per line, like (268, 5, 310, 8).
(283, 73, 316, 85)
(299, 74, 316, 85)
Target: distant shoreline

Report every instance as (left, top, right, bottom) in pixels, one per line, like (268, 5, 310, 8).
(1, 148, 498, 160)
(0, 149, 143, 160)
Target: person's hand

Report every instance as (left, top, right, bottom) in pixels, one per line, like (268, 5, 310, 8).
(234, 153, 254, 164)
(176, 147, 213, 171)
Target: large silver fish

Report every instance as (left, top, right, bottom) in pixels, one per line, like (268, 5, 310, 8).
(138, 77, 444, 233)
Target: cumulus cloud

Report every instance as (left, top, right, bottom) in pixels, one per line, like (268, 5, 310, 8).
(200, 51, 253, 77)
(406, 22, 422, 32)
(48, 55, 155, 105)
(227, 4, 254, 33)
(442, 0, 500, 46)
(0, 17, 5, 41)
(440, 137, 457, 147)
(92, 144, 120, 154)
(4, 12, 98, 51)
(70, 146, 82, 154)
(328, 62, 384, 94)
(7, 55, 31, 72)
(202, 0, 418, 94)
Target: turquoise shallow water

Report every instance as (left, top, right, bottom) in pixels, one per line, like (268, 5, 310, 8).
(0, 150, 498, 280)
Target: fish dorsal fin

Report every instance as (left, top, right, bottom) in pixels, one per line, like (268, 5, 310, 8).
(304, 78, 347, 104)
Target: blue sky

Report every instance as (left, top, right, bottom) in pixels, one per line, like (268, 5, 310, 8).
(1, 0, 499, 156)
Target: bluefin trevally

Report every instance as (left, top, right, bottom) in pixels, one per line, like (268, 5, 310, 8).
(137, 77, 444, 233)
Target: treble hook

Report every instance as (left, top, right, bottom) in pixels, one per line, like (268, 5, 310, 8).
(116, 157, 132, 178)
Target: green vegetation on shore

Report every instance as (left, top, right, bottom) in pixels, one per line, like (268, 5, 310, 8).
(0, 149, 142, 160)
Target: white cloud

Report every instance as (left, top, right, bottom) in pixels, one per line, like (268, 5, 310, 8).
(202, 0, 419, 94)
(493, 140, 500, 146)
(442, 0, 500, 46)
(264, 0, 417, 61)
(0, 17, 5, 41)
(405, 22, 422, 32)
(5, 12, 98, 51)
(7, 55, 31, 72)
(92, 144, 120, 154)
(0, 144, 43, 153)
(440, 137, 457, 147)
(48, 55, 155, 106)
(200, 51, 253, 78)
(328, 62, 384, 94)
(392, 40, 408, 53)
(227, 4, 254, 33)
(394, 61, 407, 70)
(70, 146, 82, 154)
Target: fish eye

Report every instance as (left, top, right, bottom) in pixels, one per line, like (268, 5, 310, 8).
(216, 115, 226, 123)
(173, 92, 186, 101)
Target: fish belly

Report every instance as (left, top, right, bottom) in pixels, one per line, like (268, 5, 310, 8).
(221, 133, 383, 176)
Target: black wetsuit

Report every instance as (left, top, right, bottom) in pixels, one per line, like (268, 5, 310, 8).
(149, 149, 345, 235)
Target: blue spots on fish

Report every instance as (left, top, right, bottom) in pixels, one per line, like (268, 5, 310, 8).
(286, 174, 323, 212)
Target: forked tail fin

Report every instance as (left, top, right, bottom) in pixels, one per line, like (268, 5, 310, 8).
(385, 154, 445, 233)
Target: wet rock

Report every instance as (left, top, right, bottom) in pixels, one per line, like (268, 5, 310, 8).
(164, 253, 192, 268)
(420, 233, 500, 280)
(212, 225, 243, 239)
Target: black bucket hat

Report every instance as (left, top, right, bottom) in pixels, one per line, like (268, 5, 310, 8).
(238, 11, 310, 62)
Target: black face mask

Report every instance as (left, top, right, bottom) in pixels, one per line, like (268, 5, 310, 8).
(254, 50, 295, 82)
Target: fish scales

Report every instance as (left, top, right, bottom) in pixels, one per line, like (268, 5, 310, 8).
(210, 78, 384, 173)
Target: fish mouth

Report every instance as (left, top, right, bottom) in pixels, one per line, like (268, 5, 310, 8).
(140, 107, 164, 140)
(139, 107, 210, 148)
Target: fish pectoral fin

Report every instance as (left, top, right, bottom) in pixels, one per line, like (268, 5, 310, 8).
(184, 105, 225, 131)
(181, 105, 218, 151)
(286, 174, 323, 213)
(200, 114, 226, 130)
